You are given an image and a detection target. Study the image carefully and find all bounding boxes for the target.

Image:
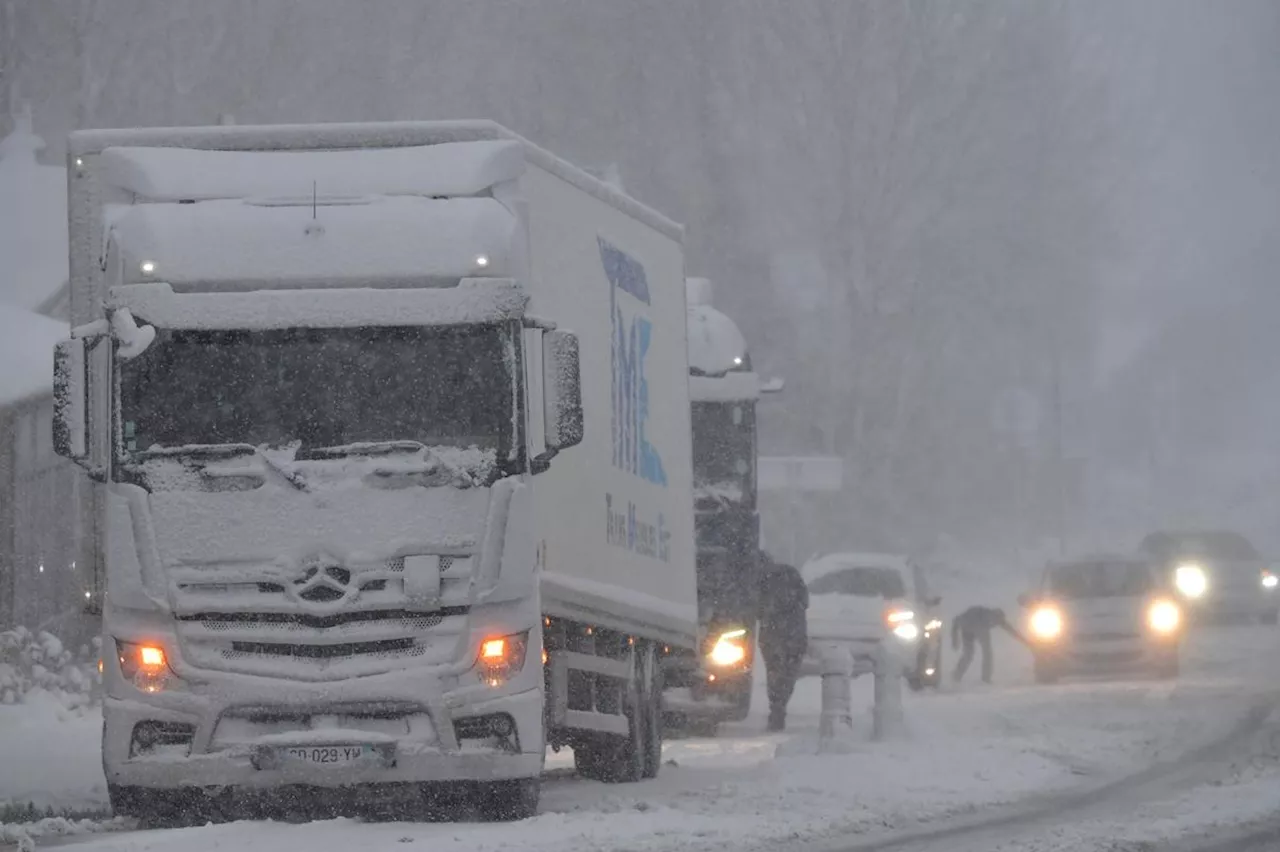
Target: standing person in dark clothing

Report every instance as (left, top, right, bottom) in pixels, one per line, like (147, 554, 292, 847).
(757, 552, 809, 731)
(951, 605, 1028, 684)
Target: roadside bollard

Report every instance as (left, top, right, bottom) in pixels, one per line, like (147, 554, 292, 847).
(872, 640, 904, 741)
(818, 647, 854, 751)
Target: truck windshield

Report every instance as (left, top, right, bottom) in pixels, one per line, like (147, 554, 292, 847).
(118, 323, 517, 460)
(691, 401, 756, 506)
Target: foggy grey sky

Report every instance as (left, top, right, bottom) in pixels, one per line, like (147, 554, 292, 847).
(5, 0, 1280, 554)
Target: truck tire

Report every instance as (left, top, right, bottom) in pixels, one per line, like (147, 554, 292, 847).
(473, 778, 540, 821)
(110, 784, 212, 828)
(575, 647, 646, 783)
(725, 672, 754, 723)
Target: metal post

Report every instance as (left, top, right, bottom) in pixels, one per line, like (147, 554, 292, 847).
(872, 640, 903, 741)
(817, 647, 853, 750)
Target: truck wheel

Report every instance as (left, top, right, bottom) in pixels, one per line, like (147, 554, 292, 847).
(724, 669, 754, 723)
(640, 643, 664, 779)
(473, 778, 540, 821)
(111, 785, 211, 828)
(575, 648, 646, 783)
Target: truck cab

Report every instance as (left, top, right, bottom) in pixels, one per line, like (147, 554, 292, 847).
(662, 277, 779, 727)
(52, 122, 697, 822)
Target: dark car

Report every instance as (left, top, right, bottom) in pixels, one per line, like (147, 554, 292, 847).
(1138, 531, 1278, 625)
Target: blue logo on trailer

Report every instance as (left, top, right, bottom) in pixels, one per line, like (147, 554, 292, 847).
(600, 236, 667, 487)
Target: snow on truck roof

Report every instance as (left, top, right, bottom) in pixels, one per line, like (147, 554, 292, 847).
(99, 140, 526, 202)
(108, 196, 516, 287)
(687, 303, 748, 377)
(70, 120, 683, 241)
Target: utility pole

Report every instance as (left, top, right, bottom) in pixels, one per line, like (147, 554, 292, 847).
(1051, 334, 1066, 557)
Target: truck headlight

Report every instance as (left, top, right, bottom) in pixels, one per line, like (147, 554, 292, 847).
(115, 640, 174, 693)
(1175, 563, 1207, 599)
(708, 628, 749, 668)
(477, 631, 529, 686)
(1029, 606, 1064, 641)
(1147, 599, 1181, 634)
(1262, 571, 1278, 590)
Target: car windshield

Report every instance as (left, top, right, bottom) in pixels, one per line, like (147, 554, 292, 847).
(1049, 562, 1154, 599)
(1140, 532, 1260, 562)
(808, 566, 907, 599)
(691, 400, 756, 506)
(117, 323, 518, 460)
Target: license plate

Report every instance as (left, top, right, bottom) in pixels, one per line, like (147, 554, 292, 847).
(282, 744, 372, 765)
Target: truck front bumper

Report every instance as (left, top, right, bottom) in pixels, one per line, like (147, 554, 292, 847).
(104, 679, 545, 790)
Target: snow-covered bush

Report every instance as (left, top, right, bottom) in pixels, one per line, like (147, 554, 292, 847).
(0, 628, 101, 709)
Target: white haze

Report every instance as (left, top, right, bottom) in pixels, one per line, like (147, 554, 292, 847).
(4, 0, 1278, 563)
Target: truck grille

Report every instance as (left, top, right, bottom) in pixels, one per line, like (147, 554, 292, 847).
(168, 556, 473, 680)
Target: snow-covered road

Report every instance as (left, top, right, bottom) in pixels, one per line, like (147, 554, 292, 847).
(4, 623, 1278, 852)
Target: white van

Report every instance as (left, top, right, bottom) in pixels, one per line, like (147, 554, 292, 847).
(1020, 555, 1182, 684)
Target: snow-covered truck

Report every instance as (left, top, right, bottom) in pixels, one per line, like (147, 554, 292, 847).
(662, 278, 780, 729)
(51, 120, 698, 821)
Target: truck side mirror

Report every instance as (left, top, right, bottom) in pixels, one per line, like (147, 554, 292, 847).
(542, 330, 583, 452)
(52, 338, 89, 464)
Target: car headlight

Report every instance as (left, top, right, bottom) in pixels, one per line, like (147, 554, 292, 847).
(893, 622, 920, 641)
(1029, 606, 1064, 641)
(1262, 571, 1278, 590)
(924, 618, 943, 632)
(1147, 599, 1181, 634)
(1175, 563, 1207, 598)
(708, 628, 749, 668)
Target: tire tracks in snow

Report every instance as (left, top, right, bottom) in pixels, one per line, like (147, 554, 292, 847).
(816, 694, 1279, 852)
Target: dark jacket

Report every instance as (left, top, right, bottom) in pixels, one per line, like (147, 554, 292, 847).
(757, 556, 809, 657)
(951, 605, 1027, 648)
(951, 606, 1007, 647)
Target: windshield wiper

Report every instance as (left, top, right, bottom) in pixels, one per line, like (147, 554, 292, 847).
(294, 440, 428, 459)
(135, 443, 309, 492)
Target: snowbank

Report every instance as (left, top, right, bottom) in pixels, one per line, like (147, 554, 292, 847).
(0, 692, 107, 812)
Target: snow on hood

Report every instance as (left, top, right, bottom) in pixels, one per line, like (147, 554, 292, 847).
(0, 111, 68, 311)
(0, 305, 69, 405)
(147, 478, 491, 568)
(132, 445, 500, 568)
(801, 552, 911, 584)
